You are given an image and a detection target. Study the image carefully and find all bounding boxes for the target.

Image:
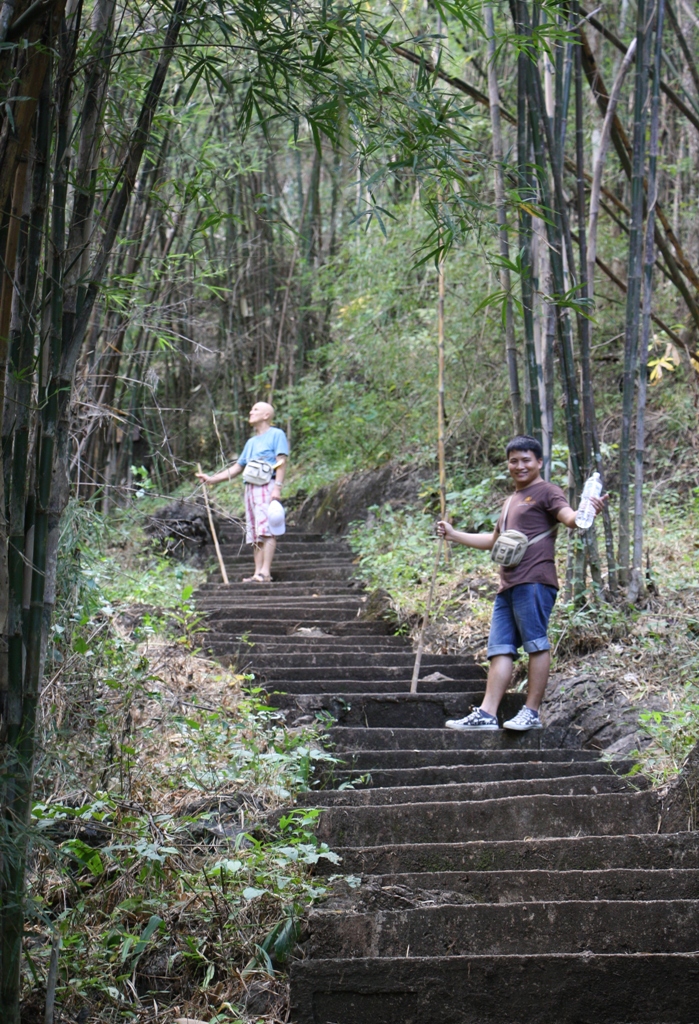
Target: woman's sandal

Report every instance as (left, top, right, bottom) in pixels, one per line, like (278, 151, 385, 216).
(242, 573, 272, 583)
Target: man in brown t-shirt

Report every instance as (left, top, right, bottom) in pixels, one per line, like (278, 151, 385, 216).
(436, 435, 606, 732)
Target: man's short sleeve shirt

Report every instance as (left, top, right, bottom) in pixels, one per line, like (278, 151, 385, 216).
(495, 480, 569, 592)
(237, 427, 290, 471)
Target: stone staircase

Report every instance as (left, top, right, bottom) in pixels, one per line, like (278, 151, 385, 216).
(199, 528, 699, 1023)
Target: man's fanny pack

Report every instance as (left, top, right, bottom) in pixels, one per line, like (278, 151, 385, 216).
(242, 459, 275, 486)
(490, 497, 557, 568)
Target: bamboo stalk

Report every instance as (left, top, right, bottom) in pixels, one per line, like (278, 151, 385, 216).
(410, 538, 442, 694)
(437, 210, 447, 528)
(619, 0, 651, 586)
(44, 930, 60, 1024)
(581, 6, 699, 132)
(485, 3, 522, 433)
(412, 172, 448, 695)
(587, 39, 637, 298)
(630, 0, 665, 604)
(270, 182, 311, 400)
(524, 35, 585, 496)
(198, 465, 229, 586)
(666, 0, 699, 97)
(388, 24, 699, 318)
(579, 27, 699, 322)
(573, 0, 604, 593)
(61, 0, 189, 381)
(516, 0, 542, 441)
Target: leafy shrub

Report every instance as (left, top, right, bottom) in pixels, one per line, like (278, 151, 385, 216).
(24, 501, 342, 1021)
(630, 685, 699, 785)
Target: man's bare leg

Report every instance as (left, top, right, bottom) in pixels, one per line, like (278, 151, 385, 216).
(479, 655, 514, 718)
(251, 543, 263, 575)
(523, 650, 550, 712)
(258, 536, 276, 578)
(242, 543, 264, 580)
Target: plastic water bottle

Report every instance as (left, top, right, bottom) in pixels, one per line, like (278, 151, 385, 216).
(575, 472, 602, 529)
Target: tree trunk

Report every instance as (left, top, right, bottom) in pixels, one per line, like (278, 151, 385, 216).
(619, 0, 651, 586)
(485, 3, 522, 434)
(573, 3, 604, 592)
(516, 0, 541, 441)
(629, 0, 665, 604)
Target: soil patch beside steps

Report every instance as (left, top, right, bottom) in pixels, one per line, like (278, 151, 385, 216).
(198, 528, 699, 1023)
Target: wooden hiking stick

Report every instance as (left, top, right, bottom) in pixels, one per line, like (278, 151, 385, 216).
(411, 202, 448, 695)
(198, 463, 229, 585)
(410, 537, 443, 694)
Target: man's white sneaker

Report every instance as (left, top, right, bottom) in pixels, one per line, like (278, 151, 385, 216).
(445, 709, 499, 731)
(502, 707, 543, 731)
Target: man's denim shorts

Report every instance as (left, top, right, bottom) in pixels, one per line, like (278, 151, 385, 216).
(486, 583, 558, 659)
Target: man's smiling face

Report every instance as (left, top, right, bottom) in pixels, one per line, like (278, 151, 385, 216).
(507, 449, 543, 489)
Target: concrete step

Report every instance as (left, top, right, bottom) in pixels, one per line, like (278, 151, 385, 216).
(245, 666, 484, 682)
(209, 566, 359, 583)
(214, 557, 357, 570)
(200, 589, 362, 603)
(208, 634, 409, 648)
(298, 773, 643, 807)
(203, 651, 472, 669)
(199, 597, 364, 611)
(317, 831, 699, 876)
(328, 727, 545, 750)
(199, 617, 394, 634)
(214, 663, 481, 679)
(349, 867, 699, 903)
(325, 758, 634, 788)
(198, 579, 358, 593)
(205, 641, 410, 657)
(314, 792, 659, 847)
(224, 643, 413, 659)
(219, 540, 350, 557)
(290, 953, 699, 1024)
(199, 608, 366, 625)
(269, 692, 522, 728)
(217, 666, 483, 683)
(218, 531, 326, 543)
(304, 899, 699, 958)
(333, 748, 606, 771)
(228, 660, 481, 681)
(263, 678, 484, 695)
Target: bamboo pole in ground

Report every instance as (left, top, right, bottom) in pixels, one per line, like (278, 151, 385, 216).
(411, 211, 447, 694)
(198, 465, 229, 585)
(410, 537, 442, 694)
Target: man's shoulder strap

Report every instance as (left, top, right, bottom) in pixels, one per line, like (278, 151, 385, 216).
(529, 523, 559, 546)
(501, 495, 514, 531)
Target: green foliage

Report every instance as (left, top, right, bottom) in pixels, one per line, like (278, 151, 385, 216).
(285, 209, 515, 476)
(630, 686, 699, 785)
(348, 498, 490, 621)
(24, 502, 343, 1019)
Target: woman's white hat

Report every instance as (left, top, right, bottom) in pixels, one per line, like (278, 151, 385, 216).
(267, 499, 286, 536)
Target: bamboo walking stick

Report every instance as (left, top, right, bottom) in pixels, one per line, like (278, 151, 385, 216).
(411, 208, 447, 694)
(410, 535, 443, 694)
(198, 464, 229, 585)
